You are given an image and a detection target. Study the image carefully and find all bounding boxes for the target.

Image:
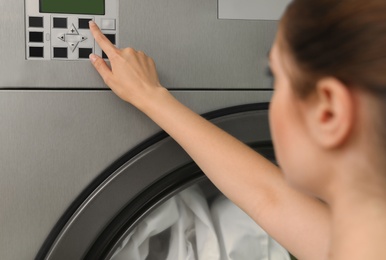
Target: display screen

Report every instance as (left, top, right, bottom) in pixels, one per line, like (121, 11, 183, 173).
(40, 0, 105, 15)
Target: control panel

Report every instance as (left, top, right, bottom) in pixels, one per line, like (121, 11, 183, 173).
(25, 0, 118, 60)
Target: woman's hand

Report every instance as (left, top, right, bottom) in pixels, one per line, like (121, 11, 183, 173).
(89, 21, 164, 107)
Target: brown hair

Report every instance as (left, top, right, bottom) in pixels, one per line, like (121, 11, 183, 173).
(280, 0, 386, 146)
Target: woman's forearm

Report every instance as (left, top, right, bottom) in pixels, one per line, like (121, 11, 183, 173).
(141, 87, 280, 214)
(140, 87, 330, 260)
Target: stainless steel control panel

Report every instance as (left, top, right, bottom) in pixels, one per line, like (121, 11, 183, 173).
(25, 0, 119, 60)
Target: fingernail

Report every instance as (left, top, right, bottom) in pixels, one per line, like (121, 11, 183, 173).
(89, 20, 95, 26)
(89, 53, 98, 62)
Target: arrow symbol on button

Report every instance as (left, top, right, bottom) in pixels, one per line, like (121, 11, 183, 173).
(67, 24, 79, 35)
(58, 34, 65, 42)
(56, 24, 88, 53)
(68, 42, 79, 52)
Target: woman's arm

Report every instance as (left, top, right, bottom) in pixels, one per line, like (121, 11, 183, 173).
(89, 21, 330, 260)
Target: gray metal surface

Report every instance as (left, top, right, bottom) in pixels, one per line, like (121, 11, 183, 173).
(219, 0, 291, 20)
(0, 90, 272, 260)
(0, 0, 276, 89)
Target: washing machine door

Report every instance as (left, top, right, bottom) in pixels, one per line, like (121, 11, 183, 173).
(37, 103, 291, 260)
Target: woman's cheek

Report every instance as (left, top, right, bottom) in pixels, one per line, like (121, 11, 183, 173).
(269, 90, 287, 167)
(269, 86, 300, 176)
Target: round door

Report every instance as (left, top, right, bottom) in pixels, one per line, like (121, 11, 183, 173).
(37, 104, 294, 260)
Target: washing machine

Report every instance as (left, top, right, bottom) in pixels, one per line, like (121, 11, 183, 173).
(0, 0, 292, 259)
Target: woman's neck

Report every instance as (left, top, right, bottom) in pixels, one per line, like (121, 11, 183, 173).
(327, 158, 386, 260)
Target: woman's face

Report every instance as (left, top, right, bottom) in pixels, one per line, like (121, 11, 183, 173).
(268, 37, 321, 193)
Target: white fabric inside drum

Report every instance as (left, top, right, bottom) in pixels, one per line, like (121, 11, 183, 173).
(111, 185, 290, 260)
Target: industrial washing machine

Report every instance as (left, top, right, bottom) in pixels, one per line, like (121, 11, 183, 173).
(0, 0, 292, 259)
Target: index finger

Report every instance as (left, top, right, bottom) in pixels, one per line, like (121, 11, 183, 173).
(89, 21, 117, 57)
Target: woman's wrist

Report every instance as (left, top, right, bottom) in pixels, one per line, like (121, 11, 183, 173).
(133, 83, 170, 114)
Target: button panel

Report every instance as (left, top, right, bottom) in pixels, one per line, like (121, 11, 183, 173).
(79, 18, 92, 29)
(53, 47, 68, 59)
(29, 31, 44, 43)
(101, 19, 116, 30)
(104, 34, 116, 45)
(53, 17, 67, 28)
(79, 48, 93, 59)
(50, 16, 95, 60)
(29, 16, 43, 28)
(25, 0, 119, 60)
(29, 46, 44, 58)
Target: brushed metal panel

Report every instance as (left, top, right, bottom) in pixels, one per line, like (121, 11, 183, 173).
(0, 90, 272, 260)
(219, 0, 291, 20)
(0, 0, 276, 89)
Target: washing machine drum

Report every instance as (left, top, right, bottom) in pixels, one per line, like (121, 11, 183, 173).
(37, 104, 291, 260)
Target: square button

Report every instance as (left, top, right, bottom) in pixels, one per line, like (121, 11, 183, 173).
(29, 47, 44, 58)
(101, 19, 116, 30)
(53, 17, 67, 28)
(29, 17, 43, 28)
(79, 48, 93, 59)
(53, 47, 68, 58)
(79, 18, 92, 29)
(104, 34, 116, 45)
(29, 32, 44, 43)
(102, 51, 108, 59)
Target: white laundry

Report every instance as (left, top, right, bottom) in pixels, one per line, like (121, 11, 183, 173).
(165, 186, 220, 260)
(111, 185, 290, 260)
(111, 197, 180, 260)
(211, 196, 290, 260)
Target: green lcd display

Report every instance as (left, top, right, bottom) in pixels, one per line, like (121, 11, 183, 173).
(40, 0, 105, 15)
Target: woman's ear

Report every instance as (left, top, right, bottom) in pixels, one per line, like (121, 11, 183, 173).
(306, 77, 355, 149)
